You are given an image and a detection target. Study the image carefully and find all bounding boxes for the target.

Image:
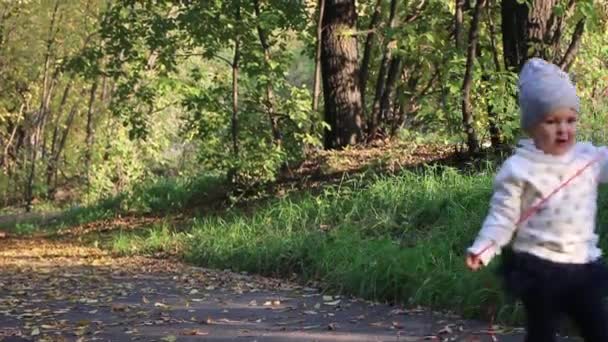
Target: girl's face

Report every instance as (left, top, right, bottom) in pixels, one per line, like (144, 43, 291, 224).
(529, 108, 578, 156)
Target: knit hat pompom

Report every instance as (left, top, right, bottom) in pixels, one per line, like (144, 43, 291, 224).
(518, 58, 580, 131)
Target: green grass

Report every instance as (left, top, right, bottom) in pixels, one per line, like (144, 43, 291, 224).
(0, 174, 224, 234)
(17, 163, 608, 325)
(110, 220, 185, 256)
(177, 166, 521, 321)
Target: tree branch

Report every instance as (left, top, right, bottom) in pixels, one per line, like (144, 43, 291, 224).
(559, 19, 585, 71)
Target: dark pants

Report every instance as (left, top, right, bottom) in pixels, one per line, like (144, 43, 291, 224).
(499, 250, 608, 342)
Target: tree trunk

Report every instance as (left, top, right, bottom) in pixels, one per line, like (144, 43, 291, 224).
(461, 0, 484, 154)
(231, 3, 241, 158)
(25, 0, 60, 211)
(45, 80, 72, 197)
(558, 18, 585, 71)
(502, 0, 582, 72)
(227, 2, 242, 183)
(501, 0, 528, 71)
(84, 79, 99, 188)
(485, 0, 502, 148)
(253, 0, 281, 146)
(47, 103, 77, 198)
(359, 0, 382, 109)
(380, 56, 401, 127)
(312, 0, 325, 112)
(321, 0, 363, 149)
(368, 0, 398, 140)
(526, 0, 557, 60)
(455, 0, 465, 49)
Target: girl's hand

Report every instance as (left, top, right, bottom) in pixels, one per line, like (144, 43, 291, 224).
(466, 253, 483, 271)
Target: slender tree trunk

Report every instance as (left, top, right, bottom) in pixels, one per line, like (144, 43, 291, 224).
(501, 0, 528, 71)
(321, 0, 363, 149)
(549, 0, 576, 60)
(380, 56, 401, 127)
(485, 0, 502, 148)
(558, 18, 585, 71)
(25, 0, 60, 211)
(231, 1, 241, 169)
(368, 0, 398, 140)
(45, 80, 72, 196)
(312, 0, 325, 112)
(461, 0, 484, 154)
(253, 0, 281, 146)
(487, 2, 501, 71)
(455, 0, 465, 50)
(84, 79, 99, 188)
(359, 0, 382, 110)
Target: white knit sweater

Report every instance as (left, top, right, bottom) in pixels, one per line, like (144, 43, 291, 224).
(468, 139, 608, 266)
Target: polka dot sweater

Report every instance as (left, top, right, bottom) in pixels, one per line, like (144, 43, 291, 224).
(468, 139, 608, 266)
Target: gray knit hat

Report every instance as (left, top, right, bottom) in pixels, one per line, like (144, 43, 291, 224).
(518, 58, 580, 131)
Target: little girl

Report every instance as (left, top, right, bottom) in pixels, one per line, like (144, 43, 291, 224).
(466, 58, 608, 341)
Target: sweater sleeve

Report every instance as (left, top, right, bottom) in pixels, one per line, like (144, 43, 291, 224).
(467, 159, 523, 266)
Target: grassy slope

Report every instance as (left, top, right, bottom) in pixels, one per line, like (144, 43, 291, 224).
(6, 144, 608, 325)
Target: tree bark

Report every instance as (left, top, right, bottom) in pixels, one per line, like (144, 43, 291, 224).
(47, 104, 78, 196)
(558, 18, 585, 71)
(25, 0, 60, 211)
(253, 0, 281, 146)
(461, 0, 484, 154)
(501, 0, 581, 72)
(455, 0, 465, 50)
(359, 0, 382, 109)
(321, 0, 363, 149)
(485, 0, 502, 148)
(368, 0, 398, 140)
(501, 0, 528, 71)
(45, 80, 72, 197)
(312, 0, 325, 112)
(527, 0, 558, 59)
(231, 1, 241, 161)
(380, 56, 401, 127)
(84, 79, 99, 188)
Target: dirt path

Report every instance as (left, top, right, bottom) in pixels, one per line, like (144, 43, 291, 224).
(0, 238, 576, 342)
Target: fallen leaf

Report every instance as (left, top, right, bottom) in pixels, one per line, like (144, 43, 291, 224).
(31, 327, 40, 336)
(438, 325, 453, 334)
(392, 321, 404, 330)
(328, 323, 338, 330)
(303, 310, 318, 315)
(181, 329, 208, 336)
(390, 309, 408, 315)
(112, 303, 128, 312)
(77, 320, 90, 326)
(161, 335, 177, 342)
(324, 299, 341, 306)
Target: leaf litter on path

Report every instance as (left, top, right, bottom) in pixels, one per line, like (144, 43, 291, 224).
(0, 237, 532, 341)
